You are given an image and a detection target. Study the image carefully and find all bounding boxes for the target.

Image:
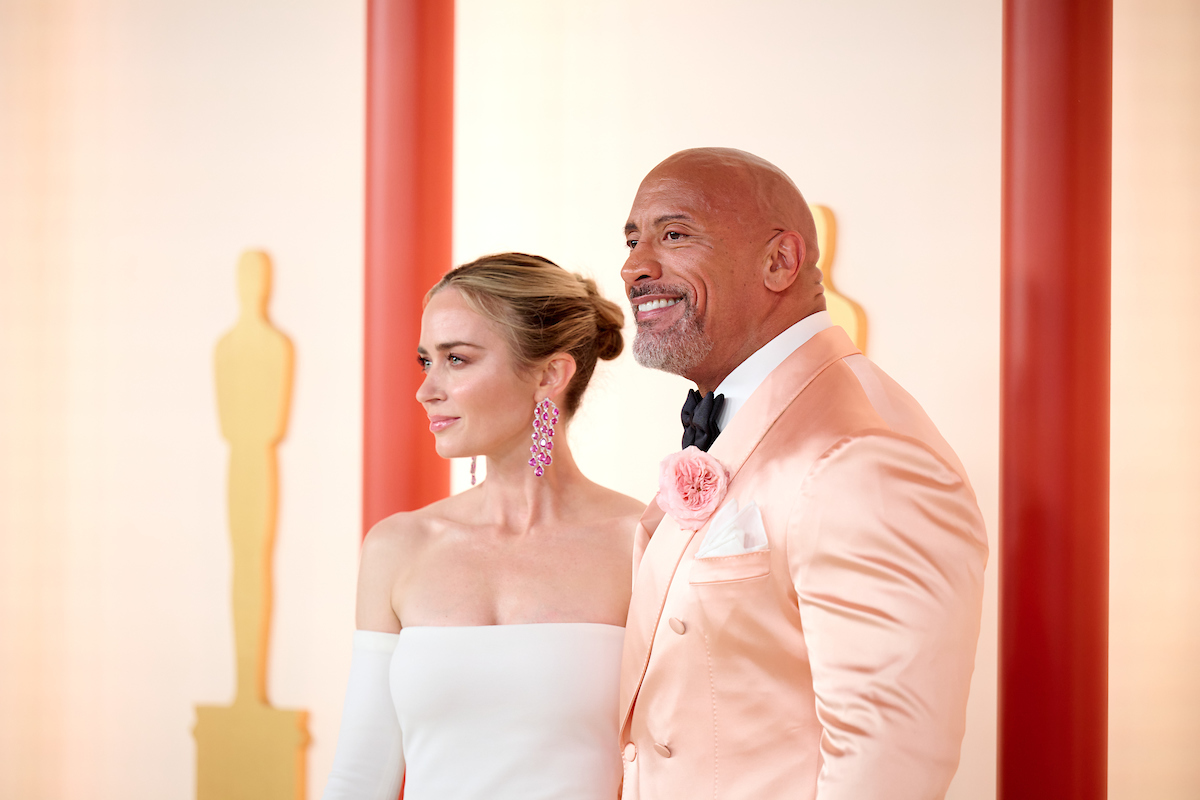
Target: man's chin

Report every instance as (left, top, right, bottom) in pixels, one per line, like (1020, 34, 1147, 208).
(632, 331, 712, 377)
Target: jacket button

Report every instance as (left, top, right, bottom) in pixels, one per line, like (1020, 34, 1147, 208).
(668, 617, 686, 634)
(653, 742, 672, 758)
(624, 743, 637, 762)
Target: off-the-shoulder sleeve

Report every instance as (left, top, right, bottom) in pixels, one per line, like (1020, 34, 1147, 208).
(321, 630, 405, 800)
(787, 432, 988, 800)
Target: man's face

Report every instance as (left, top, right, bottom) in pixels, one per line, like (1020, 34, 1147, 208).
(621, 171, 761, 384)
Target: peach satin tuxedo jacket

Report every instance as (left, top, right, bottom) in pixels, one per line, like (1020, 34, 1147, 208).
(619, 326, 988, 800)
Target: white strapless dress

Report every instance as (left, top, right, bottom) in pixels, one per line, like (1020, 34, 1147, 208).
(394, 623, 624, 799)
(316, 622, 619, 800)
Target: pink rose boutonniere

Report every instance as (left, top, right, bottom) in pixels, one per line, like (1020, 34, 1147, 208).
(657, 446, 730, 530)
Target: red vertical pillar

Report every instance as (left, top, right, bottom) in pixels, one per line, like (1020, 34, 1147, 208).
(1000, 1, 1111, 799)
(363, 0, 454, 534)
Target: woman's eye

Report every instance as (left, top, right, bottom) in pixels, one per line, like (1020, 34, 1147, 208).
(448, 354, 464, 365)
(417, 356, 431, 371)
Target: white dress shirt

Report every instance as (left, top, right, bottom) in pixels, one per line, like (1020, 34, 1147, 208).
(713, 311, 833, 432)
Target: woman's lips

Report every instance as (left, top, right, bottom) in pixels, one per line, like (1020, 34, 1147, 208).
(428, 416, 459, 433)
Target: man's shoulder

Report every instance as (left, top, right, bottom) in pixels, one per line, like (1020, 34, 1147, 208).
(758, 351, 971, 489)
(768, 354, 890, 441)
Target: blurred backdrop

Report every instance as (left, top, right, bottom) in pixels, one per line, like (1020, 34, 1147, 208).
(1, 0, 1196, 798)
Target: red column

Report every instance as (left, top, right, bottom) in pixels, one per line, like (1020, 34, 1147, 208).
(363, 0, 454, 534)
(1000, 2, 1111, 798)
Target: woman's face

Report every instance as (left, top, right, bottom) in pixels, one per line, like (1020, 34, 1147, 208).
(416, 288, 540, 460)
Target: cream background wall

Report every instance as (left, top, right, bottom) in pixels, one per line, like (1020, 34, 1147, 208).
(1109, 0, 1200, 796)
(1, 1, 1197, 798)
(0, 1, 364, 797)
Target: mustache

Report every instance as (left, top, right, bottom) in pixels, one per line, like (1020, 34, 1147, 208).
(627, 283, 693, 303)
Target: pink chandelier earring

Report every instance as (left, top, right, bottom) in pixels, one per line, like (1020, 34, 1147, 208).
(528, 397, 560, 477)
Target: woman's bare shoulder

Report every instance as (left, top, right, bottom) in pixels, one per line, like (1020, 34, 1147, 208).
(363, 510, 419, 552)
(614, 491, 648, 523)
(361, 498, 461, 560)
(582, 484, 646, 532)
(355, 501, 466, 631)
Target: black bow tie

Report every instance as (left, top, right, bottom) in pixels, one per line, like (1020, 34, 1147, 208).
(681, 390, 725, 452)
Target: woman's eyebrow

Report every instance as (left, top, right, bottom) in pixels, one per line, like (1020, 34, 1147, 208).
(417, 341, 483, 355)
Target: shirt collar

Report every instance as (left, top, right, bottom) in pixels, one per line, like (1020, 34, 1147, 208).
(712, 310, 833, 432)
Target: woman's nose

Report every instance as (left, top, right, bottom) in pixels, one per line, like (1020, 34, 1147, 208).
(415, 369, 441, 404)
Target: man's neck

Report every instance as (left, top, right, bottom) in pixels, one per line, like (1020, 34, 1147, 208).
(706, 310, 834, 430)
(691, 313, 809, 394)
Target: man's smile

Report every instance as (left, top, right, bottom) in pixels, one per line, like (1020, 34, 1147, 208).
(632, 296, 685, 325)
(629, 286, 690, 324)
(634, 298, 680, 312)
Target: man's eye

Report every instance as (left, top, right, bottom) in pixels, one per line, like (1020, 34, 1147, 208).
(666, 231, 683, 241)
(626, 238, 639, 250)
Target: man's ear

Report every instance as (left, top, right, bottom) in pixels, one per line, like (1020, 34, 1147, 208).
(763, 231, 805, 293)
(538, 353, 578, 405)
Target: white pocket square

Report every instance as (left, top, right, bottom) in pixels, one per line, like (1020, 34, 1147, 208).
(695, 499, 769, 559)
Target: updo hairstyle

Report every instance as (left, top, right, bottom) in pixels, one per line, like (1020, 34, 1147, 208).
(425, 253, 625, 416)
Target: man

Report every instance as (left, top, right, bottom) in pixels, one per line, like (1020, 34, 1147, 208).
(618, 148, 987, 799)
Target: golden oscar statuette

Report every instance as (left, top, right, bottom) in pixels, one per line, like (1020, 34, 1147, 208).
(811, 204, 868, 353)
(194, 250, 309, 800)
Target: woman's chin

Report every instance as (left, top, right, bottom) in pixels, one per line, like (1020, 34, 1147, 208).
(432, 438, 471, 461)
(433, 445, 460, 460)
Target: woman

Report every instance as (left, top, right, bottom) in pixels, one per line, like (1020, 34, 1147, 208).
(322, 253, 644, 800)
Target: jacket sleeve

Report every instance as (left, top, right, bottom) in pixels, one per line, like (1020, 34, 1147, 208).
(321, 630, 405, 800)
(786, 432, 988, 800)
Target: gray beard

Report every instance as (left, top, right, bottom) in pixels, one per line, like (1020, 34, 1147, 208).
(632, 304, 713, 376)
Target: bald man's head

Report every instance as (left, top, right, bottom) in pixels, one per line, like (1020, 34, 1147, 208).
(620, 147, 826, 391)
(647, 148, 819, 268)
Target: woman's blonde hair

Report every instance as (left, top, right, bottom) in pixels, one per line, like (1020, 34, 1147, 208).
(425, 253, 625, 415)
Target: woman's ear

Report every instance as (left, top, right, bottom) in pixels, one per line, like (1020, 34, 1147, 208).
(763, 230, 805, 293)
(538, 353, 578, 404)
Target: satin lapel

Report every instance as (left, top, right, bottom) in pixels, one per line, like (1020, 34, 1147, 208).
(619, 326, 861, 731)
(619, 513, 696, 728)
